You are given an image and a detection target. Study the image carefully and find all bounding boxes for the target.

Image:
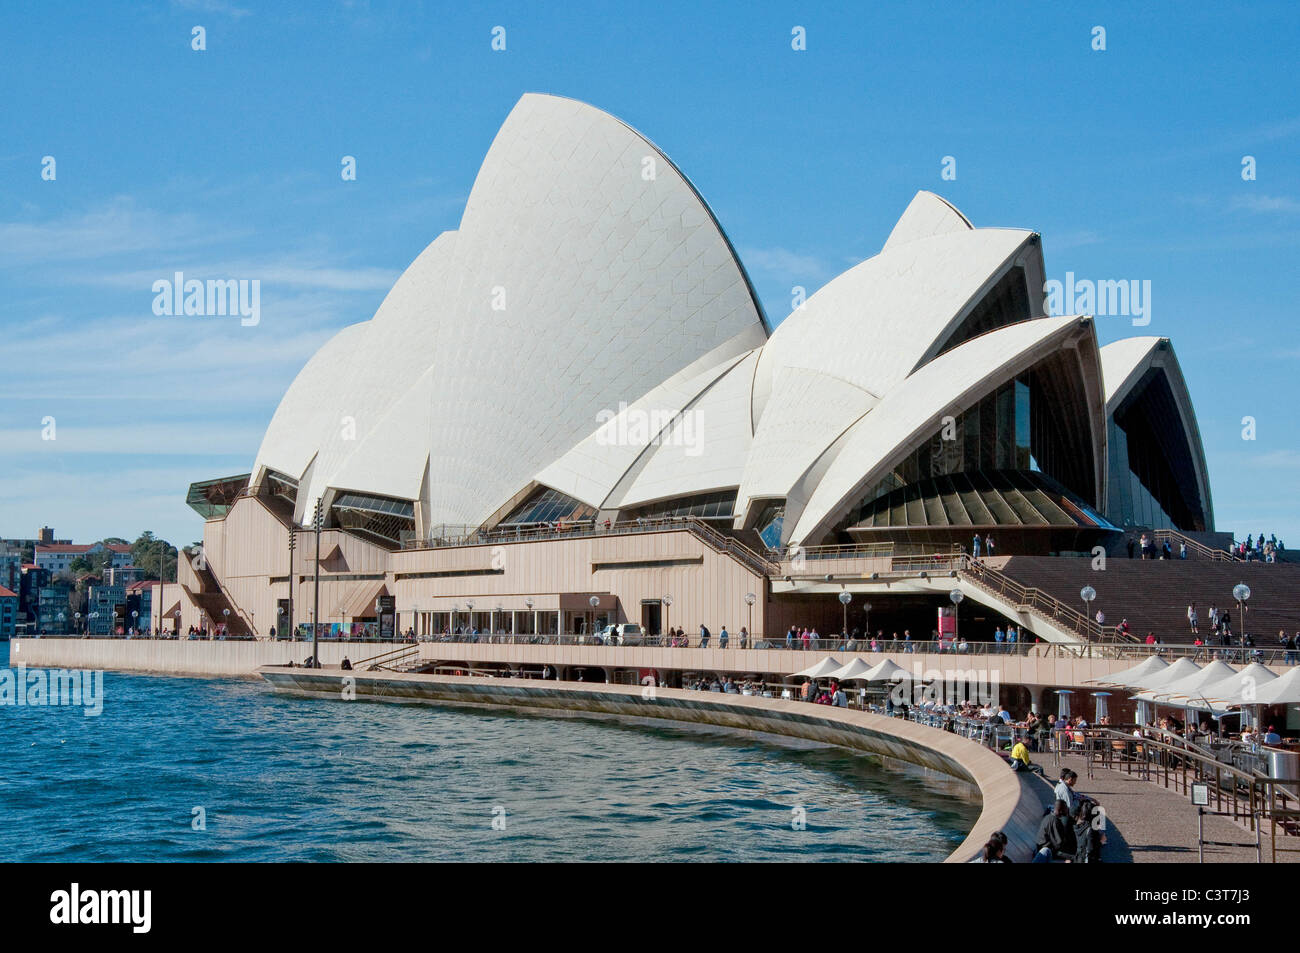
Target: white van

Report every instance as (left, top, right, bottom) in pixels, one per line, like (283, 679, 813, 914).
(595, 623, 644, 646)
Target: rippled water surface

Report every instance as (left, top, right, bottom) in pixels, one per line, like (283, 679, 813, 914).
(0, 644, 978, 861)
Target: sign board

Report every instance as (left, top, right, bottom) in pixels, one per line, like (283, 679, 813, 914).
(1190, 782, 1209, 806)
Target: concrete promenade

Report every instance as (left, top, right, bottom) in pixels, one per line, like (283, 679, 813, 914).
(1051, 753, 1298, 863)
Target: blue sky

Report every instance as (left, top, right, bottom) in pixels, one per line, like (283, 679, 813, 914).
(1, 0, 1297, 549)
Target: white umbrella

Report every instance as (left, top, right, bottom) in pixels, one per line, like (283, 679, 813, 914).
(1088, 655, 1168, 687)
(1186, 663, 1279, 712)
(1251, 666, 1300, 706)
(825, 657, 875, 681)
(1125, 657, 1202, 692)
(789, 656, 846, 679)
(856, 658, 920, 683)
(1133, 660, 1238, 703)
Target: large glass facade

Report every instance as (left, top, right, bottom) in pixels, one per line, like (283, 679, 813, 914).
(500, 486, 597, 526)
(622, 489, 736, 522)
(855, 377, 1032, 512)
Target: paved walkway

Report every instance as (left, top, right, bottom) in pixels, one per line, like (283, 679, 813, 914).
(1046, 754, 1298, 863)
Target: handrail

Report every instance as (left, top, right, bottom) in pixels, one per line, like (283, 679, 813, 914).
(1152, 528, 1239, 562)
(187, 552, 259, 638)
(959, 557, 1119, 643)
(355, 643, 420, 671)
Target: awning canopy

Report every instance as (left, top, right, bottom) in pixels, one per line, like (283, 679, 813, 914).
(1187, 663, 1280, 711)
(1125, 657, 1201, 691)
(342, 581, 389, 619)
(1133, 660, 1238, 704)
(1087, 654, 1168, 687)
(789, 656, 848, 679)
(1251, 666, 1300, 706)
(825, 657, 875, 681)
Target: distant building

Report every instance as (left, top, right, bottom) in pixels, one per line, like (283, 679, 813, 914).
(18, 564, 49, 629)
(87, 584, 126, 635)
(104, 565, 145, 587)
(0, 586, 16, 639)
(124, 580, 157, 633)
(37, 584, 72, 634)
(35, 542, 133, 577)
(0, 545, 21, 594)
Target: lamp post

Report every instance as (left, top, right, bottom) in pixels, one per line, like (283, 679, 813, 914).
(89, 611, 98, 636)
(57, 611, 65, 635)
(466, 600, 476, 637)
(131, 609, 138, 637)
(376, 597, 384, 640)
(75, 611, 82, 636)
(663, 594, 673, 644)
(276, 605, 284, 641)
(174, 608, 181, 637)
(1080, 585, 1097, 636)
(1233, 583, 1251, 655)
(863, 602, 873, 641)
(746, 592, 757, 642)
(312, 499, 323, 667)
(525, 597, 534, 637)
(949, 589, 963, 647)
(838, 591, 851, 637)
(589, 595, 600, 640)
(495, 603, 503, 640)
(287, 528, 296, 642)
(221, 607, 229, 638)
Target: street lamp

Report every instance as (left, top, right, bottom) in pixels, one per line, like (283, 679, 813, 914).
(466, 600, 475, 636)
(375, 597, 383, 640)
(745, 592, 757, 642)
(174, 608, 181, 637)
(131, 609, 139, 636)
(663, 594, 673, 643)
(838, 591, 851, 637)
(863, 602, 873, 640)
(949, 589, 963, 646)
(1233, 583, 1251, 653)
(525, 597, 534, 637)
(222, 607, 230, 638)
(495, 603, 503, 639)
(75, 611, 82, 636)
(1080, 585, 1097, 636)
(589, 595, 600, 639)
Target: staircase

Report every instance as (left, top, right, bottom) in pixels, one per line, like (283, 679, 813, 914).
(684, 518, 779, 577)
(959, 557, 1118, 643)
(997, 555, 1300, 646)
(190, 563, 254, 637)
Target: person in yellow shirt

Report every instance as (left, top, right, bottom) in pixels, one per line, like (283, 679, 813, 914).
(1010, 739, 1032, 772)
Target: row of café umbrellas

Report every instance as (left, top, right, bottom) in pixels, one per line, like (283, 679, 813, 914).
(1087, 654, 1300, 720)
(789, 655, 917, 683)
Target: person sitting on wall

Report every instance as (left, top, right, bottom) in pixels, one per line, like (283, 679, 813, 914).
(1033, 801, 1077, 863)
(341, 657, 352, 670)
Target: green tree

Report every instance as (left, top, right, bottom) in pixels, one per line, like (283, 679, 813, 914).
(132, 531, 179, 583)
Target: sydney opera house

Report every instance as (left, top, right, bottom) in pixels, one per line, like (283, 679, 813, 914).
(176, 94, 1214, 649)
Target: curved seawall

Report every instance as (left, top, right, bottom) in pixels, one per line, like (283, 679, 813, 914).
(259, 668, 1047, 863)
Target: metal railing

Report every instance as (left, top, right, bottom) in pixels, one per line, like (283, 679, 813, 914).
(1076, 727, 1300, 858)
(399, 515, 779, 576)
(959, 557, 1120, 642)
(1152, 528, 1239, 562)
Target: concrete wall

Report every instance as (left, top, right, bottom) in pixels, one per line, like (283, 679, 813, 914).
(8, 638, 384, 677)
(257, 670, 1048, 863)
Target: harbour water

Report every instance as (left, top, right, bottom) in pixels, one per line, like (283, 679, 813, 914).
(0, 644, 978, 861)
